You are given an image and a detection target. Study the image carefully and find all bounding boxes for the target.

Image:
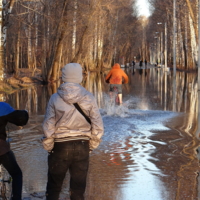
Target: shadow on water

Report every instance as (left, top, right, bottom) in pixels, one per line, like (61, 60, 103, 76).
(1, 66, 200, 199)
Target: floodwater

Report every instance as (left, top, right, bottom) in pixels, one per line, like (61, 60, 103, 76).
(2, 63, 200, 200)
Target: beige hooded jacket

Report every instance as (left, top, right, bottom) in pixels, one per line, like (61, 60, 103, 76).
(42, 82, 104, 151)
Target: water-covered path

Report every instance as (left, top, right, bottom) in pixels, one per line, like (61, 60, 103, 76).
(6, 63, 200, 200)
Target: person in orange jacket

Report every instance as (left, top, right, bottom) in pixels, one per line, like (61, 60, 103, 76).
(105, 63, 129, 104)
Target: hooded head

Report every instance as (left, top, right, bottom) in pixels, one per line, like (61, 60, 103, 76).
(112, 63, 121, 69)
(62, 63, 83, 83)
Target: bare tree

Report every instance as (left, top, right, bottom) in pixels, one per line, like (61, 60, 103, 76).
(3, 0, 139, 82)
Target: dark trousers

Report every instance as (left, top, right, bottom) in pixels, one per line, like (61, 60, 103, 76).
(46, 140, 89, 200)
(0, 151, 22, 200)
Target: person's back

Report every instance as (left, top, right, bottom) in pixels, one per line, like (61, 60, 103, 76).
(105, 63, 129, 104)
(42, 63, 104, 200)
(105, 63, 128, 85)
(0, 102, 29, 200)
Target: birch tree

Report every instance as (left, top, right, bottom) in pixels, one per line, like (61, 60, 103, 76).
(148, 0, 199, 70)
(0, 0, 15, 81)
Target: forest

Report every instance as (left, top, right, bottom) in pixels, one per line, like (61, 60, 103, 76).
(147, 0, 199, 71)
(0, 0, 198, 84)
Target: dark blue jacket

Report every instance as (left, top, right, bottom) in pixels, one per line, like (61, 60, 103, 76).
(0, 102, 29, 140)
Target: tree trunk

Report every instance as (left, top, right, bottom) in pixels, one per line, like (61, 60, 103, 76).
(49, 32, 65, 81)
(15, 30, 20, 76)
(72, 26, 88, 63)
(47, 0, 69, 82)
(57, 44, 63, 80)
(72, 0, 77, 59)
(0, 0, 4, 81)
(27, 5, 33, 69)
(189, 15, 198, 67)
(185, 0, 198, 43)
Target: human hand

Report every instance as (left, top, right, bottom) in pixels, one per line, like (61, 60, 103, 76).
(40, 136, 46, 142)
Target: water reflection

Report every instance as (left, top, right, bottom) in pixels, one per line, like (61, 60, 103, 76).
(3, 67, 200, 199)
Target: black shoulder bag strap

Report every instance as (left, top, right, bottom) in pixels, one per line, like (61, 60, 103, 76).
(73, 103, 91, 124)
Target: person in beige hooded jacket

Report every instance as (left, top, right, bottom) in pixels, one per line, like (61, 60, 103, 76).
(42, 63, 104, 200)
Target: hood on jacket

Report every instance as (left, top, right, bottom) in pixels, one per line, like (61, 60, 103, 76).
(112, 63, 121, 69)
(57, 83, 88, 104)
(62, 63, 83, 83)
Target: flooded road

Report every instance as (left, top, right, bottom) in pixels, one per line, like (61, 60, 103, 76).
(3, 64, 200, 200)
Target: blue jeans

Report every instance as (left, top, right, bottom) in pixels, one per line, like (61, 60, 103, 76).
(0, 151, 22, 200)
(46, 140, 89, 200)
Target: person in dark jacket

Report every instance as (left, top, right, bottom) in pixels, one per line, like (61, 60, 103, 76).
(132, 60, 135, 67)
(145, 59, 147, 67)
(0, 102, 29, 200)
(139, 60, 143, 67)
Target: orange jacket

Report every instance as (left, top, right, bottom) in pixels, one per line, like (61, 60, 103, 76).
(105, 63, 129, 84)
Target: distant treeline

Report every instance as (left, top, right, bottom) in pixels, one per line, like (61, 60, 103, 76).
(147, 0, 199, 70)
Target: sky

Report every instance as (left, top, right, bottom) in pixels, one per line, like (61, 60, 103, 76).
(136, 0, 151, 17)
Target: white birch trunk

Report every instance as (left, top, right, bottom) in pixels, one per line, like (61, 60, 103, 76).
(72, 0, 77, 59)
(160, 32, 163, 65)
(185, 13, 188, 67)
(94, 19, 98, 60)
(177, 20, 184, 67)
(27, 5, 32, 69)
(97, 15, 103, 61)
(189, 15, 198, 65)
(3, 0, 15, 74)
(176, 20, 179, 65)
(0, 0, 5, 81)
